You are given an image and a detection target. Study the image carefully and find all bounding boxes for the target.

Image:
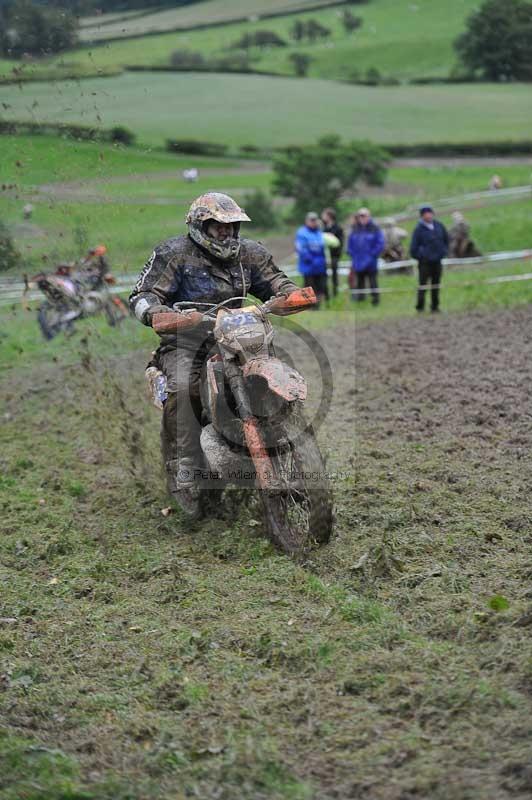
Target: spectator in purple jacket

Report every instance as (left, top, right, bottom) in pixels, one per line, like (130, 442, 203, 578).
(347, 208, 385, 305)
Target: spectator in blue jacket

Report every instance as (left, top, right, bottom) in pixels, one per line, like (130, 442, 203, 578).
(410, 205, 449, 312)
(347, 207, 385, 305)
(295, 211, 327, 308)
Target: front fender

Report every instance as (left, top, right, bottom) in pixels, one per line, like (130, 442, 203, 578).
(243, 357, 307, 402)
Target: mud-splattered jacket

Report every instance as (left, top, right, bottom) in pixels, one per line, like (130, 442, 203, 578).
(129, 234, 298, 351)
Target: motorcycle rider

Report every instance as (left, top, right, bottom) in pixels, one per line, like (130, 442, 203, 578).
(129, 192, 299, 516)
(78, 245, 111, 290)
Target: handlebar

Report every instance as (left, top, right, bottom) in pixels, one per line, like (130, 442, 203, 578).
(151, 288, 316, 335)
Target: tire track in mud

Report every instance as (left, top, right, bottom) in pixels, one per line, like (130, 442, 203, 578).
(352, 307, 532, 450)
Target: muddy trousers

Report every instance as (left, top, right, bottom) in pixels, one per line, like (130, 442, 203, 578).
(159, 347, 210, 471)
(416, 260, 442, 311)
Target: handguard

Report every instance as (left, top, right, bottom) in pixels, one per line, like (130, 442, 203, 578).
(267, 287, 316, 316)
(152, 310, 203, 334)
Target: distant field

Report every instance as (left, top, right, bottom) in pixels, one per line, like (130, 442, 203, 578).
(1, 73, 531, 149)
(0, 136, 267, 271)
(79, 8, 149, 28)
(78, 0, 346, 41)
(21, 0, 480, 83)
(0, 135, 240, 186)
(1, 135, 530, 279)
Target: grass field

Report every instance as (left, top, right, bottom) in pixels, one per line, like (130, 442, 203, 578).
(0, 135, 241, 186)
(75, 0, 478, 80)
(2, 73, 532, 149)
(0, 135, 530, 274)
(78, 0, 346, 41)
(0, 0, 480, 83)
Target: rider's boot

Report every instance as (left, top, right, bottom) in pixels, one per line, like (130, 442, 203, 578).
(166, 457, 202, 519)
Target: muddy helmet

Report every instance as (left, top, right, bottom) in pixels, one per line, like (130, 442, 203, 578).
(186, 192, 251, 261)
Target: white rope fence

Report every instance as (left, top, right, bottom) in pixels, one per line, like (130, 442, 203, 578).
(282, 248, 532, 279)
(393, 184, 532, 222)
(346, 271, 532, 296)
(1, 249, 531, 307)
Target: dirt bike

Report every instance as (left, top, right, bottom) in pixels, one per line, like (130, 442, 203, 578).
(152, 288, 333, 556)
(25, 269, 127, 340)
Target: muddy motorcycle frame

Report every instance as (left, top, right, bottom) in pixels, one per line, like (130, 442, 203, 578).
(153, 287, 333, 554)
(25, 271, 126, 340)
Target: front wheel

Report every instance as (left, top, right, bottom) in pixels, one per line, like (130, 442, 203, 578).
(260, 410, 333, 555)
(37, 302, 70, 340)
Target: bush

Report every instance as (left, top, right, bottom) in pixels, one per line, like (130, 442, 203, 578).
(454, 0, 532, 81)
(0, 119, 135, 146)
(233, 30, 287, 49)
(0, 220, 20, 273)
(305, 19, 331, 42)
(347, 67, 396, 86)
(239, 144, 261, 156)
(273, 135, 389, 220)
(0, 64, 123, 84)
(169, 49, 251, 73)
(289, 18, 331, 42)
(289, 52, 313, 77)
(110, 126, 136, 145)
(290, 20, 305, 42)
(170, 49, 207, 69)
(342, 10, 363, 33)
(214, 53, 252, 72)
(166, 139, 228, 157)
(387, 140, 532, 156)
(241, 190, 277, 230)
(365, 67, 382, 85)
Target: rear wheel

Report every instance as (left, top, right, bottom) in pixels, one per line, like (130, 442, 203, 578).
(260, 408, 333, 556)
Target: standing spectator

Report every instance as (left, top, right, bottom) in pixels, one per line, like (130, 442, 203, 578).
(347, 207, 385, 305)
(321, 207, 344, 297)
(295, 211, 327, 308)
(410, 205, 449, 313)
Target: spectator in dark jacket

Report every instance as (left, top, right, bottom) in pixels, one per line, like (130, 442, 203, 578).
(347, 207, 385, 305)
(410, 205, 449, 312)
(321, 207, 344, 297)
(295, 211, 327, 308)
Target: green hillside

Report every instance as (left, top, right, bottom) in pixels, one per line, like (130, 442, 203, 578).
(1, 73, 531, 149)
(78, 0, 346, 41)
(0, 0, 480, 83)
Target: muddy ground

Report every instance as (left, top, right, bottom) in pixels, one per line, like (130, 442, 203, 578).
(1, 307, 532, 799)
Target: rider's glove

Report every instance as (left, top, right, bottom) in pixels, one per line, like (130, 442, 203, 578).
(146, 304, 172, 325)
(151, 309, 205, 334)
